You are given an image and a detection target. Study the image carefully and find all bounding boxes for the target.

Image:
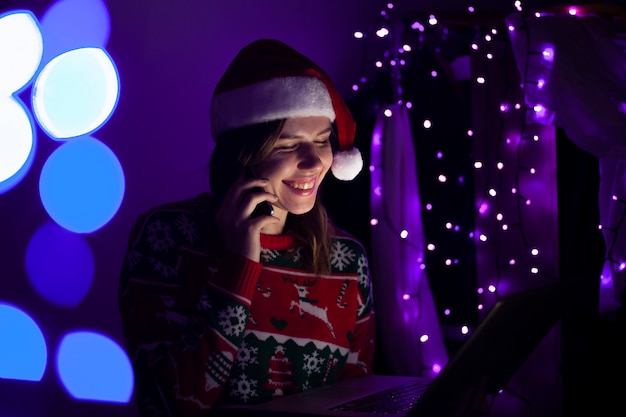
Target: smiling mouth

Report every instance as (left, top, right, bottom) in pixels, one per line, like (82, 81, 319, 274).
(285, 178, 316, 190)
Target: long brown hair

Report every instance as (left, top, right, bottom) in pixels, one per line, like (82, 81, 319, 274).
(209, 120, 334, 276)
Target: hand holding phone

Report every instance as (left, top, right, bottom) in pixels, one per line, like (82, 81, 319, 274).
(246, 167, 274, 218)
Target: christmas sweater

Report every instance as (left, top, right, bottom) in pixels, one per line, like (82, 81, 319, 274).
(118, 192, 376, 416)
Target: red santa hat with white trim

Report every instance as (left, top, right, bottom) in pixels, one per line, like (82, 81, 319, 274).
(210, 38, 363, 181)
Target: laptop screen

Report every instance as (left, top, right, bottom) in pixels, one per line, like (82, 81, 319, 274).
(408, 283, 564, 417)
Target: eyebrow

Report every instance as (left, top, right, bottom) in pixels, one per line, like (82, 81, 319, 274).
(279, 126, 333, 139)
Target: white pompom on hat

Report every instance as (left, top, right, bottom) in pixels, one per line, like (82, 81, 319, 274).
(210, 39, 363, 181)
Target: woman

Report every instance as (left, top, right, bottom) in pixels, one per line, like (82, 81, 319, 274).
(118, 38, 375, 416)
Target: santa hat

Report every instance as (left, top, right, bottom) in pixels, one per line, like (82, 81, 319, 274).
(210, 38, 363, 181)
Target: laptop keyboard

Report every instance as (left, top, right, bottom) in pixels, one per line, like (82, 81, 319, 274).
(329, 381, 429, 413)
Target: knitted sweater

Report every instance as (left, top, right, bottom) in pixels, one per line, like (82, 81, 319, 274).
(118, 193, 376, 416)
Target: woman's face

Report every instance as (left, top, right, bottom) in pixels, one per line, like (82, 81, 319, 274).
(254, 116, 334, 217)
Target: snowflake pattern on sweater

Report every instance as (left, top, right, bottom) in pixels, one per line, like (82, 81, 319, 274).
(118, 193, 376, 416)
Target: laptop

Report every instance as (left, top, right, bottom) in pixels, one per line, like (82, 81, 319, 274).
(215, 283, 565, 417)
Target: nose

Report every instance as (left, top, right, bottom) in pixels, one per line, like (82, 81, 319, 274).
(296, 143, 323, 171)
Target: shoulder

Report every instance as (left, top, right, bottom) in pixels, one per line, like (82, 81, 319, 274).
(135, 192, 215, 224)
(329, 224, 368, 255)
(128, 192, 218, 244)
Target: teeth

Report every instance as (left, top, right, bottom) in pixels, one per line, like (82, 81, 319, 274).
(289, 182, 314, 190)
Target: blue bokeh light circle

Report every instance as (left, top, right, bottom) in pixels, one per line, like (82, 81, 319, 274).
(0, 303, 47, 381)
(56, 330, 133, 403)
(39, 136, 125, 233)
(25, 221, 94, 308)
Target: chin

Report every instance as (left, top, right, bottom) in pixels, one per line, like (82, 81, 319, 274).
(286, 203, 316, 216)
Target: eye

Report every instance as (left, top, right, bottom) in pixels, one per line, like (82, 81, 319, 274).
(274, 144, 298, 152)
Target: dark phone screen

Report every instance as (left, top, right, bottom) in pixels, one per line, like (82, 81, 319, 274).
(246, 166, 274, 218)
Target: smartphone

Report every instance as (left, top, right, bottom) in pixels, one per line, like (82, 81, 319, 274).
(246, 167, 274, 218)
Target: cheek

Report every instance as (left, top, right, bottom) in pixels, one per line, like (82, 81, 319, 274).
(322, 148, 334, 170)
(255, 157, 290, 180)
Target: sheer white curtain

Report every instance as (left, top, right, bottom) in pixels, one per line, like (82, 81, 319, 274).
(369, 103, 448, 376)
(507, 11, 626, 312)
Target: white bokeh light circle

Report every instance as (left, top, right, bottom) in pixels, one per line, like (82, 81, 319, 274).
(32, 47, 119, 139)
(0, 11, 43, 96)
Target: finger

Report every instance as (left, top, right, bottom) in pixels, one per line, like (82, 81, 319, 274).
(220, 178, 268, 215)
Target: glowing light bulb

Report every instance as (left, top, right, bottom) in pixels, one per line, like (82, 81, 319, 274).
(419, 334, 429, 343)
(411, 21, 424, 31)
(542, 48, 554, 62)
(376, 27, 389, 37)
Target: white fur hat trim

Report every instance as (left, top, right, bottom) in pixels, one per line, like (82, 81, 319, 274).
(331, 147, 363, 181)
(211, 76, 336, 138)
